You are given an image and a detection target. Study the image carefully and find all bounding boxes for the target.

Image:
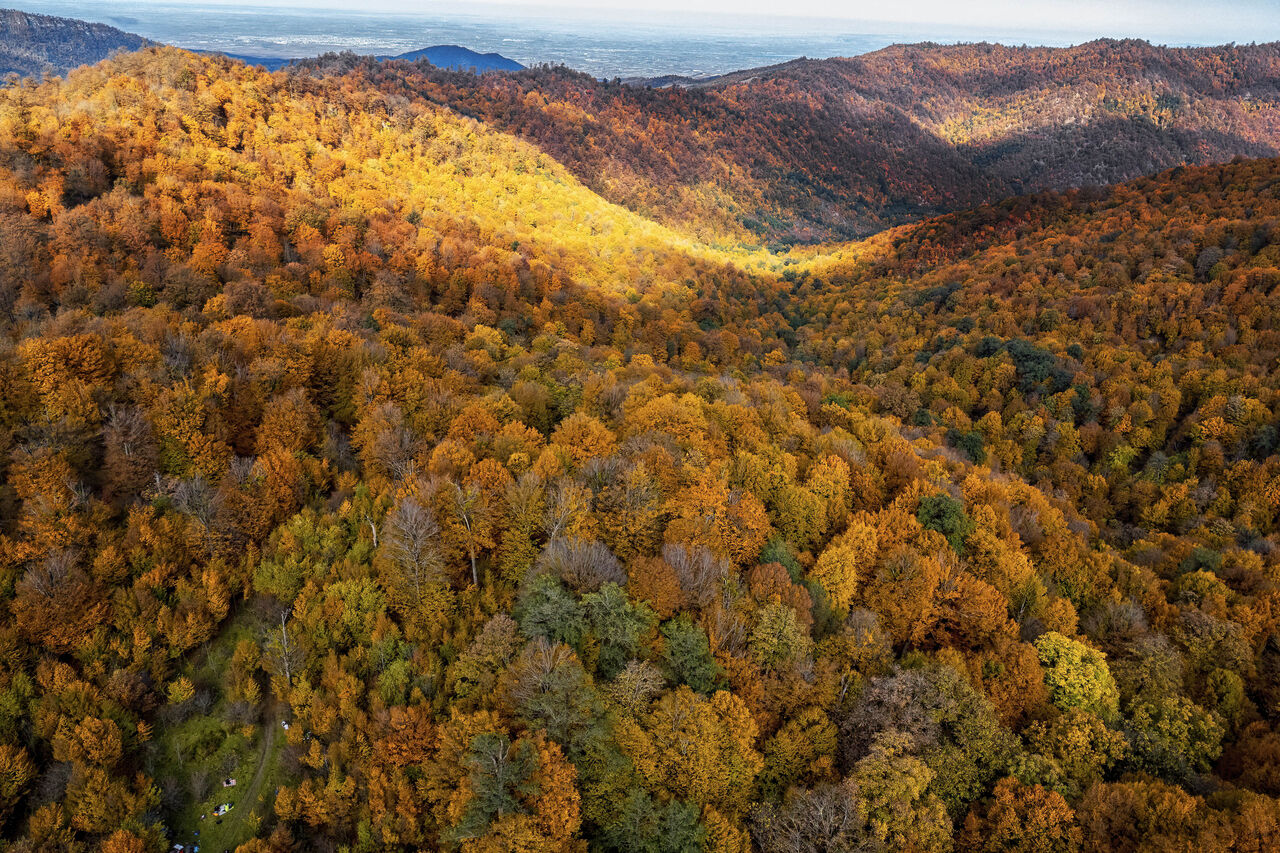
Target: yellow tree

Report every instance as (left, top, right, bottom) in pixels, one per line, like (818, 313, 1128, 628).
(810, 514, 878, 611)
(665, 469, 770, 565)
(617, 686, 763, 816)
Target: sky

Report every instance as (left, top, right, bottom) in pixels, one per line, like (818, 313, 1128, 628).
(139, 0, 1280, 44)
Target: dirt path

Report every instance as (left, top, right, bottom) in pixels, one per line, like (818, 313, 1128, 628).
(199, 713, 280, 851)
(241, 716, 277, 809)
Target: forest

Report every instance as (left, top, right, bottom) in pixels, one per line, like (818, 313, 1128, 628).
(0, 42, 1276, 853)
(292, 40, 1280, 242)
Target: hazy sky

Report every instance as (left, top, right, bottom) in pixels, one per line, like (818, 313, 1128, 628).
(157, 0, 1277, 43)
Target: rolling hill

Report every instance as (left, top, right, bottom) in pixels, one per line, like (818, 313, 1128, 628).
(307, 40, 1280, 242)
(384, 44, 524, 72)
(0, 37, 1277, 853)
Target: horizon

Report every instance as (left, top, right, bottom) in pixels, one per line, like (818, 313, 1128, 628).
(9, 1, 1280, 54)
(19, 0, 1280, 41)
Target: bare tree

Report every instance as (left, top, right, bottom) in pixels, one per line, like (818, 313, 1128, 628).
(450, 481, 492, 586)
(541, 479, 590, 541)
(263, 608, 304, 686)
(662, 543, 730, 609)
(381, 495, 445, 607)
(534, 537, 625, 594)
(751, 782, 871, 853)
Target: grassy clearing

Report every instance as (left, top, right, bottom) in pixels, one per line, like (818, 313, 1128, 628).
(147, 606, 291, 852)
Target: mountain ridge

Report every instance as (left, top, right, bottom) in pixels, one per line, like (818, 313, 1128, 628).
(217, 43, 525, 73)
(0, 41, 1277, 853)
(0, 7, 148, 77)
(294, 39, 1280, 242)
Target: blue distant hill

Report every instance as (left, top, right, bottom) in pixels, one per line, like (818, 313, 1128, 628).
(218, 44, 523, 73)
(384, 45, 524, 72)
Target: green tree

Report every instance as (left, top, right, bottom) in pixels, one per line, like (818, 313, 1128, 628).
(917, 494, 974, 553)
(581, 583, 656, 679)
(515, 574, 585, 646)
(1124, 695, 1224, 781)
(659, 616, 720, 694)
(1035, 632, 1119, 722)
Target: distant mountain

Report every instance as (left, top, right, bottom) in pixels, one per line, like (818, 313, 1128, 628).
(223, 44, 523, 73)
(0, 8, 147, 77)
(383, 45, 523, 72)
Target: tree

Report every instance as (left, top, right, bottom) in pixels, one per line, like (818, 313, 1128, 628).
(1075, 779, 1215, 853)
(595, 462, 664, 562)
(1123, 694, 1224, 781)
(662, 544, 731, 611)
(917, 494, 974, 553)
(515, 574, 585, 647)
(380, 495, 453, 636)
(659, 616, 720, 694)
(749, 601, 812, 673)
(500, 472, 545, 582)
(12, 550, 108, 654)
(757, 706, 838, 799)
(860, 547, 949, 648)
(263, 607, 306, 689)
(958, 778, 1081, 853)
(581, 582, 656, 679)
(1021, 710, 1126, 799)
(550, 412, 616, 468)
(665, 470, 770, 564)
(0, 743, 35, 821)
(617, 687, 763, 816)
(628, 556, 684, 619)
(439, 727, 582, 852)
(810, 517, 877, 612)
(448, 481, 496, 586)
(597, 789, 707, 853)
(535, 537, 626, 594)
(850, 732, 952, 853)
(1034, 632, 1119, 722)
(449, 614, 524, 703)
(751, 782, 864, 853)
(839, 664, 1015, 813)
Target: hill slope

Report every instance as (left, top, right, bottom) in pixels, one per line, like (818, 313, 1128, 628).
(704, 40, 1280, 193)
(314, 40, 1280, 242)
(0, 43, 1277, 853)
(0, 7, 147, 76)
(791, 156, 1280, 549)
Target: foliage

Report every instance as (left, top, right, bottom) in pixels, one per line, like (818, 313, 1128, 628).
(0, 41, 1275, 852)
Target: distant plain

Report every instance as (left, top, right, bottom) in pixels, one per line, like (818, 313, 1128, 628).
(13, 0, 1130, 77)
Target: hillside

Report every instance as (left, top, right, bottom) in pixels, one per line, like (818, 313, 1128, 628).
(791, 155, 1280, 554)
(314, 40, 1280, 242)
(0, 44, 1277, 853)
(705, 40, 1280, 193)
(0, 7, 147, 77)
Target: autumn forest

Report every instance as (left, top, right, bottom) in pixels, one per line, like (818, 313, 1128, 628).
(0, 31, 1278, 853)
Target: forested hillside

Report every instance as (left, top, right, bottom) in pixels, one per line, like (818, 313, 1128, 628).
(0, 44, 1277, 853)
(304, 39, 1280, 242)
(0, 9, 147, 78)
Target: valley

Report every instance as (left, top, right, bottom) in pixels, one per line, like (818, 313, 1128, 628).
(0, 22, 1276, 853)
